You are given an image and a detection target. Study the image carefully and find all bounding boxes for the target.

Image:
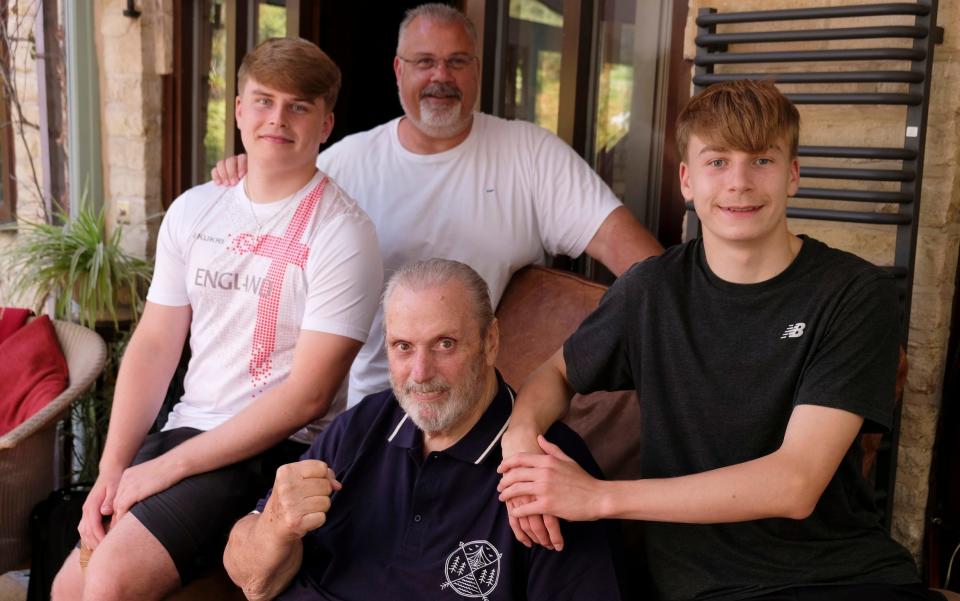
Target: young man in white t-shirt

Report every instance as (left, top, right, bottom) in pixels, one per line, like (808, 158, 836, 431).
(52, 38, 382, 601)
(211, 4, 664, 408)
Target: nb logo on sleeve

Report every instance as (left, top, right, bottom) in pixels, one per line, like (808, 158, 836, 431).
(780, 322, 806, 339)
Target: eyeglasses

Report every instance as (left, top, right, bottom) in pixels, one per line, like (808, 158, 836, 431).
(397, 54, 478, 72)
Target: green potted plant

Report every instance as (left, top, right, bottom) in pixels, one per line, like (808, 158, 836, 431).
(5, 204, 152, 329)
(4, 203, 153, 483)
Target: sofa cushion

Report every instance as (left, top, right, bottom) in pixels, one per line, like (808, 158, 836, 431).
(0, 315, 69, 436)
(0, 307, 34, 345)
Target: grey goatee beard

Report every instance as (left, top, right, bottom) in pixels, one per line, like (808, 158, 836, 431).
(391, 352, 487, 435)
(398, 82, 472, 140)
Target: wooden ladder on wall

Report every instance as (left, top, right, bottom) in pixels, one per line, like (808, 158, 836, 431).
(685, 0, 943, 528)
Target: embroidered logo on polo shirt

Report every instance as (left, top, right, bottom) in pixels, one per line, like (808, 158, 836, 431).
(441, 540, 502, 600)
(780, 322, 806, 339)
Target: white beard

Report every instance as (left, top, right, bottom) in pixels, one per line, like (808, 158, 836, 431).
(398, 90, 472, 140)
(391, 353, 486, 435)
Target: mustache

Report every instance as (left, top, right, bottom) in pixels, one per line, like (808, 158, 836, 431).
(419, 82, 462, 100)
(402, 380, 451, 395)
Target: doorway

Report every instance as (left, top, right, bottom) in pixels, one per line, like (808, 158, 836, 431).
(163, 0, 457, 206)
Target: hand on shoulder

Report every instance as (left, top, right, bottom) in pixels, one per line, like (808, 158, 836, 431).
(210, 154, 248, 186)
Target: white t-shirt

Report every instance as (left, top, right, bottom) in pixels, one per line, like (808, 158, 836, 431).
(317, 112, 620, 405)
(147, 172, 383, 438)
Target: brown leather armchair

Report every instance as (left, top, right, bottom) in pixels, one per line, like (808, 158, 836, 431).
(494, 265, 644, 481)
(494, 264, 908, 483)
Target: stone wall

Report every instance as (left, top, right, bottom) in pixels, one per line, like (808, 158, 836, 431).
(684, 0, 960, 562)
(0, 0, 51, 306)
(96, 0, 172, 259)
(0, 0, 173, 304)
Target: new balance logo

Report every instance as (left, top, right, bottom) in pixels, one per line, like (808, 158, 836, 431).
(780, 322, 806, 339)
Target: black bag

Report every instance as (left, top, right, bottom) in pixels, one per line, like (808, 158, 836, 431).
(26, 487, 88, 601)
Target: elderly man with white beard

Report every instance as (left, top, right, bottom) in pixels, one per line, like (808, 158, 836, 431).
(223, 259, 623, 601)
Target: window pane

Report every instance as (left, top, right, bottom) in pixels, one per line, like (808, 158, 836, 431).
(258, 1, 287, 43)
(591, 0, 666, 222)
(593, 2, 635, 201)
(200, 0, 228, 182)
(502, 0, 563, 134)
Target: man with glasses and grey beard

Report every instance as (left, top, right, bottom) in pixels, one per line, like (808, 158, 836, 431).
(212, 3, 663, 417)
(223, 259, 622, 601)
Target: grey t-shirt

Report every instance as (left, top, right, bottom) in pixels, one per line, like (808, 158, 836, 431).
(564, 236, 919, 600)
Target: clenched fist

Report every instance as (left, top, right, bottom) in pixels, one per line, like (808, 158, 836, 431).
(260, 460, 342, 542)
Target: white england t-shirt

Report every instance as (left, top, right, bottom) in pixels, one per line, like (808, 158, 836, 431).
(147, 172, 383, 438)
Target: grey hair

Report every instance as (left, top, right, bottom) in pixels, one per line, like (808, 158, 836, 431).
(397, 3, 478, 54)
(383, 258, 494, 331)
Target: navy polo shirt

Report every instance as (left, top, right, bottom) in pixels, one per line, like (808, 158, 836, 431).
(256, 372, 622, 600)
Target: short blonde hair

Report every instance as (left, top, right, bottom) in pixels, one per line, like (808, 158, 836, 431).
(237, 37, 341, 109)
(676, 79, 799, 161)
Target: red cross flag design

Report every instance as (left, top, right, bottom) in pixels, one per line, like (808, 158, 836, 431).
(227, 177, 328, 394)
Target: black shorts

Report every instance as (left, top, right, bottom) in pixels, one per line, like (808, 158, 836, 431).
(743, 583, 946, 601)
(127, 427, 306, 584)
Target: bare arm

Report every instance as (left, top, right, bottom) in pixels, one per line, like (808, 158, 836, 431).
(110, 330, 361, 520)
(500, 349, 572, 459)
(78, 301, 191, 548)
(584, 206, 663, 276)
(500, 403, 864, 523)
(224, 460, 340, 601)
(100, 302, 192, 471)
(497, 349, 573, 551)
(224, 513, 303, 601)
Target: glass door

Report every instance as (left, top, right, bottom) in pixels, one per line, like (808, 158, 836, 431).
(501, 0, 565, 134)
(257, 0, 289, 42)
(484, 0, 677, 246)
(166, 0, 298, 205)
(591, 0, 672, 233)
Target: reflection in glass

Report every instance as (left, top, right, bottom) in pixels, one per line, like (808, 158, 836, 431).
(194, 1, 287, 183)
(199, 0, 227, 183)
(257, 1, 287, 43)
(593, 4, 635, 202)
(503, 0, 563, 134)
(592, 0, 666, 226)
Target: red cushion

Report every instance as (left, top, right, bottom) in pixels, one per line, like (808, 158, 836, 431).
(0, 307, 34, 345)
(0, 315, 69, 436)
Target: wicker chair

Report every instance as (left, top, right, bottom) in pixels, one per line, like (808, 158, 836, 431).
(0, 320, 107, 573)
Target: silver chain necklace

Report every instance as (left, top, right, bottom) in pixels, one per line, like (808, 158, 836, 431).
(243, 179, 300, 237)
